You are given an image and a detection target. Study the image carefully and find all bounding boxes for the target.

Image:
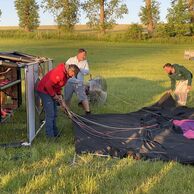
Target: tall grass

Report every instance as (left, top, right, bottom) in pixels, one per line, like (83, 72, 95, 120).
(1, 29, 194, 44)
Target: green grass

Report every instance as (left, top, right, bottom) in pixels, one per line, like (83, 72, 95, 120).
(1, 28, 194, 44)
(1, 39, 194, 193)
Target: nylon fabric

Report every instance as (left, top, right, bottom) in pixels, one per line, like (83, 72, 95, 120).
(73, 93, 194, 164)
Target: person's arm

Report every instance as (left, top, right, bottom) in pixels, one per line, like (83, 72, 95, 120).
(44, 79, 56, 97)
(54, 77, 63, 95)
(56, 90, 62, 95)
(80, 62, 89, 76)
(44, 70, 62, 97)
(170, 77, 176, 91)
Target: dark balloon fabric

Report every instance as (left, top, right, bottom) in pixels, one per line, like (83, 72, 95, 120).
(73, 93, 194, 164)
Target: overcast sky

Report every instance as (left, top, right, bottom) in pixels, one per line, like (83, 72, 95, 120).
(0, 0, 171, 26)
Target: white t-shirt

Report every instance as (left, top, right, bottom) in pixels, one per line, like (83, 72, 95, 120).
(66, 56, 89, 83)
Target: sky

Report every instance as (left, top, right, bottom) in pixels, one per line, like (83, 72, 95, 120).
(0, 0, 171, 26)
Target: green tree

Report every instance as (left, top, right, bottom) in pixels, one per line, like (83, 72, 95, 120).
(42, 0, 79, 31)
(188, 0, 194, 23)
(126, 24, 143, 40)
(139, 0, 160, 35)
(82, 0, 128, 33)
(167, 0, 190, 24)
(15, 0, 40, 32)
(166, 0, 192, 36)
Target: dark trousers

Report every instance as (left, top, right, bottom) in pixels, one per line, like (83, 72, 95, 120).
(38, 92, 59, 138)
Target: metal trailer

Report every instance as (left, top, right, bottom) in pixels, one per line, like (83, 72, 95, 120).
(0, 51, 53, 147)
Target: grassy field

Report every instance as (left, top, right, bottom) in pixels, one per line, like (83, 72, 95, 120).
(0, 25, 132, 43)
(0, 24, 130, 32)
(1, 39, 194, 193)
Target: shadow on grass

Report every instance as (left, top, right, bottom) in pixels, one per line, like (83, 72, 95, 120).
(91, 77, 167, 114)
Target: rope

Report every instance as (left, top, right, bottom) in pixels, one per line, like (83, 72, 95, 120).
(70, 111, 162, 143)
(70, 113, 168, 153)
(59, 92, 170, 149)
(71, 116, 142, 140)
(109, 93, 132, 106)
(71, 111, 159, 131)
(109, 92, 173, 121)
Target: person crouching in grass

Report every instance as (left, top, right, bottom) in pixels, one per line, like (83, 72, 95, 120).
(163, 63, 193, 106)
(36, 63, 80, 138)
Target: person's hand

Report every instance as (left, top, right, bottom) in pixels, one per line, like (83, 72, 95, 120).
(187, 86, 192, 91)
(53, 95, 63, 104)
(60, 100, 72, 118)
(57, 95, 63, 103)
(60, 100, 68, 110)
(53, 95, 72, 118)
(53, 94, 60, 101)
(167, 89, 173, 94)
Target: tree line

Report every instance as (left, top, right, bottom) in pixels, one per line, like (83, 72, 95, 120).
(0, 0, 194, 38)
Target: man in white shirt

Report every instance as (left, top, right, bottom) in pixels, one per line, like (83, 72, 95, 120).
(64, 48, 91, 114)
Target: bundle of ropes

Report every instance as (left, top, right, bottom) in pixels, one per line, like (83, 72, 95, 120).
(58, 97, 168, 143)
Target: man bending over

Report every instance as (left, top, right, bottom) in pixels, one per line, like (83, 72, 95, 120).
(64, 48, 91, 114)
(163, 63, 193, 106)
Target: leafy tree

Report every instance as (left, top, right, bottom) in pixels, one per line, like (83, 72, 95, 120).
(15, 0, 40, 32)
(188, 0, 194, 23)
(126, 24, 143, 40)
(42, 0, 79, 31)
(167, 0, 190, 24)
(166, 0, 193, 36)
(82, 0, 128, 33)
(153, 23, 167, 37)
(139, 0, 160, 35)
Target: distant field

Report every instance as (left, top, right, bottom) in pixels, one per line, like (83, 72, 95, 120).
(0, 24, 130, 32)
(1, 39, 194, 193)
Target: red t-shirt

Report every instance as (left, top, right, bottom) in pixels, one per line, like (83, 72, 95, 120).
(36, 63, 68, 96)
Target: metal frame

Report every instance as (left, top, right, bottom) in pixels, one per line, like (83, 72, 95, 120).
(24, 60, 53, 146)
(0, 53, 53, 147)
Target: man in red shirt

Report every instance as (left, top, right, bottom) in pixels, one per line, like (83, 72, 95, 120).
(36, 63, 80, 138)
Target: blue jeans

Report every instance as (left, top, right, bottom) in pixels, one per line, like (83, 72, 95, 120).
(38, 92, 59, 138)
